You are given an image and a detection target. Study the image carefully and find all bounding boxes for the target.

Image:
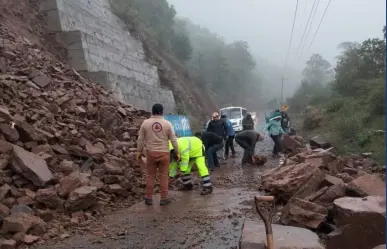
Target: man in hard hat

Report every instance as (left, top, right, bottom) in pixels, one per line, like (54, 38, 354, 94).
(169, 136, 213, 195)
(280, 104, 291, 134)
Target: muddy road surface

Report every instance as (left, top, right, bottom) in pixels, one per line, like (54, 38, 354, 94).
(35, 135, 278, 249)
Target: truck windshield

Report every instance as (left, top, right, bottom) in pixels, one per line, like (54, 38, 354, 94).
(221, 108, 242, 119)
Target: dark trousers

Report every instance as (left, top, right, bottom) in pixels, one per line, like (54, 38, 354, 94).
(225, 135, 236, 156)
(235, 137, 254, 164)
(206, 142, 224, 169)
(270, 134, 283, 155)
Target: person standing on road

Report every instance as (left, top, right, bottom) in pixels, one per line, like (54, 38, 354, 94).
(265, 109, 285, 166)
(137, 103, 180, 206)
(206, 112, 227, 166)
(280, 104, 291, 134)
(242, 113, 255, 131)
(168, 136, 213, 195)
(235, 130, 264, 166)
(221, 115, 236, 159)
(195, 131, 224, 171)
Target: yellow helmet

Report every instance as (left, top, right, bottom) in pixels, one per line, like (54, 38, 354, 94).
(281, 104, 289, 112)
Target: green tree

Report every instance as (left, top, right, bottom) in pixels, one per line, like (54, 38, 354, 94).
(181, 18, 260, 106)
(290, 27, 386, 163)
(288, 54, 333, 112)
(111, 0, 179, 51)
(334, 33, 386, 96)
(302, 53, 333, 85)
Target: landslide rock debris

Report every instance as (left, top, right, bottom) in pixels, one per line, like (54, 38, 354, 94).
(261, 135, 386, 248)
(0, 24, 149, 246)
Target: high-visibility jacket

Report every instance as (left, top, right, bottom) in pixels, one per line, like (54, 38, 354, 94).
(169, 136, 203, 168)
(169, 136, 209, 179)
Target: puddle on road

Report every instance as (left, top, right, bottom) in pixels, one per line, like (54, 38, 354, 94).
(128, 188, 257, 217)
(36, 188, 262, 249)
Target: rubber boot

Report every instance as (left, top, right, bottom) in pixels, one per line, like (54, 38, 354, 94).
(160, 199, 171, 206)
(144, 198, 153, 205)
(178, 183, 193, 191)
(200, 186, 213, 195)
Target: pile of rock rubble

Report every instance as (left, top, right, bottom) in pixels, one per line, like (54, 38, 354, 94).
(0, 25, 148, 247)
(261, 134, 386, 249)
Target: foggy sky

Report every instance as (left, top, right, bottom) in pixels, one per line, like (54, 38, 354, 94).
(167, 0, 386, 72)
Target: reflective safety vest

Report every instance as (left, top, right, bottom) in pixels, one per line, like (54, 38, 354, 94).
(169, 136, 204, 167)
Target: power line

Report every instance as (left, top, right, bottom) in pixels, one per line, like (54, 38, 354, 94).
(296, 0, 317, 56)
(283, 0, 300, 76)
(280, 0, 299, 104)
(306, 0, 332, 52)
(298, 0, 320, 59)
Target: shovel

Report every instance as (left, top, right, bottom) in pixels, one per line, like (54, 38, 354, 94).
(254, 195, 275, 249)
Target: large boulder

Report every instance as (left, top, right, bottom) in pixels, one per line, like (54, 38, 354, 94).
(261, 162, 321, 200)
(35, 188, 64, 209)
(2, 213, 47, 235)
(314, 184, 346, 206)
(281, 198, 328, 229)
(346, 173, 386, 197)
(58, 171, 89, 197)
(310, 134, 331, 149)
(327, 196, 386, 249)
(65, 186, 97, 212)
(10, 145, 53, 187)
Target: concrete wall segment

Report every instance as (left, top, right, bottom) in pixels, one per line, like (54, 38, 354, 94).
(39, 0, 176, 112)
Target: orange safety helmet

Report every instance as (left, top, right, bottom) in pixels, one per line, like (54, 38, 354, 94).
(281, 104, 289, 112)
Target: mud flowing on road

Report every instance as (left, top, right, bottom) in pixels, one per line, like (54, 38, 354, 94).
(37, 119, 277, 249)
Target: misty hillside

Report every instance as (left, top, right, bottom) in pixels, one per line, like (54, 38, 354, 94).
(253, 55, 302, 102)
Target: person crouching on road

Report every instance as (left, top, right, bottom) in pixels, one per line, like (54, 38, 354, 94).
(195, 131, 224, 171)
(265, 109, 285, 166)
(235, 130, 264, 166)
(221, 115, 236, 159)
(168, 136, 213, 195)
(136, 103, 180, 206)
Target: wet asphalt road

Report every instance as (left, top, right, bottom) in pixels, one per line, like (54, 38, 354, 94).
(35, 123, 278, 249)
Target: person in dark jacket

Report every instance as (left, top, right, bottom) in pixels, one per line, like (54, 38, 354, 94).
(221, 115, 236, 158)
(242, 113, 255, 131)
(280, 104, 291, 134)
(235, 130, 264, 166)
(195, 131, 224, 170)
(206, 112, 227, 139)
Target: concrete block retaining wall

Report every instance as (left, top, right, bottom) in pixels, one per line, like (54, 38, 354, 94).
(40, 0, 176, 112)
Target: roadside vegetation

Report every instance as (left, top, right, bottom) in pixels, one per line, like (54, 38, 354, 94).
(287, 27, 386, 163)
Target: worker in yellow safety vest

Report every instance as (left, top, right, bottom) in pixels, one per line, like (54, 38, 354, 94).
(169, 136, 213, 195)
